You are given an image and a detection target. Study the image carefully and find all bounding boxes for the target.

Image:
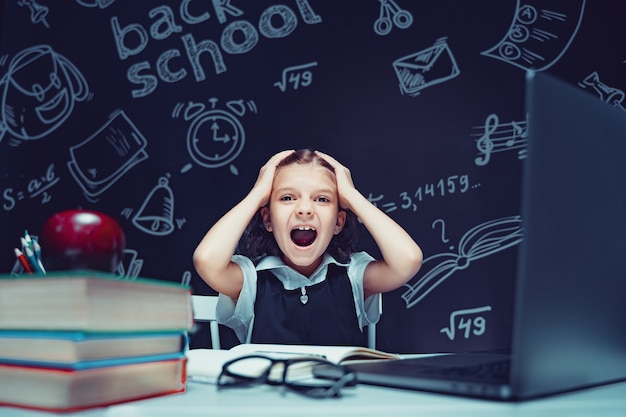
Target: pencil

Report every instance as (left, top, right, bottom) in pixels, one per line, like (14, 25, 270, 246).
(31, 238, 46, 274)
(14, 248, 33, 274)
(22, 245, 43, 274)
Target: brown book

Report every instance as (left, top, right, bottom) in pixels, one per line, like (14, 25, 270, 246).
(0, 270, 193, 332)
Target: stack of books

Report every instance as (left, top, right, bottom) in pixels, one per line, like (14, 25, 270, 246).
(0, 270, 194, 412)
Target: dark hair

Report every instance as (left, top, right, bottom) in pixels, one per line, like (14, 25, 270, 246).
(236, 149, 360, 263)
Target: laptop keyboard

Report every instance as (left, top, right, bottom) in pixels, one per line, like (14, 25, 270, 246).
(418, 359, 510, 382)
(380, 353, 512, 383)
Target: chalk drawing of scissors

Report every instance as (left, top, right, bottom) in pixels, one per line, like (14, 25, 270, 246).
(374, 0, 413, 36)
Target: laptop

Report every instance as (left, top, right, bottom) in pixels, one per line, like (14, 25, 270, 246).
(314, 71, 626, 400)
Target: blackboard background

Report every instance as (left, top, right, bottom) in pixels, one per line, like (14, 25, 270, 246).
(0, 0, 622, 353)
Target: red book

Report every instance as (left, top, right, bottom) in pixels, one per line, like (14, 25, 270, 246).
(0, 357, 187, 412)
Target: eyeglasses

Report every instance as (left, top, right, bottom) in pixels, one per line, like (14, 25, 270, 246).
(217, 354, 357, 399)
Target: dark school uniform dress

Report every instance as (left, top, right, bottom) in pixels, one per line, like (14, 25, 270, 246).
(251, 264, 366, 346)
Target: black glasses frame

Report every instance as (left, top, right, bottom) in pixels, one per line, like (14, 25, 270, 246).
(217, 354, 357, 398)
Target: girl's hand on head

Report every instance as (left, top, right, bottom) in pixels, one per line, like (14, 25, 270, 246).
(252, 149, 294, 207)
(314, 150, 357, 209)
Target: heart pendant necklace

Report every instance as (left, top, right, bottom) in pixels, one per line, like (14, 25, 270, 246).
(300, 287, 309, 305)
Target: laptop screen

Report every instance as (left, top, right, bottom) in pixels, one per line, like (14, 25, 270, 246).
(314, 72, 626, 401)
(511, 71, 626, 398)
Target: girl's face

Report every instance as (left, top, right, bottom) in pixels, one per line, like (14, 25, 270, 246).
(261, 162, 346, 277)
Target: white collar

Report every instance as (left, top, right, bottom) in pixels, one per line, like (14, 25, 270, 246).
(256, 253, 347, 284)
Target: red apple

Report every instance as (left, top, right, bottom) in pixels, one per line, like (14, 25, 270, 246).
(39, 209, 126, 273)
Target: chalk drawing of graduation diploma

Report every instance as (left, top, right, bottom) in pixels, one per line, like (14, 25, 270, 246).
(173, 98, 256, 175)
(67, 110, 148, 202)
(132, 176, 175, 236)
(392, 37, 460, 97)
(579, 72, 625, 111)
(0, 45, 89, 144)
(474, 113, 529, 166)
(374, 0, 413, 36)
(402, 215, 523, 309)
(481, 0, 586, 71)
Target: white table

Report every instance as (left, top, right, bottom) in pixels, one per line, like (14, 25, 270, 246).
(2, 379, 626, 417)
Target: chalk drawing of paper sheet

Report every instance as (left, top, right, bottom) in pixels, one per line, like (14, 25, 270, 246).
(67, 110, 148, 202)
(393, 37, 460, 97)
(481, 0, 586, 71)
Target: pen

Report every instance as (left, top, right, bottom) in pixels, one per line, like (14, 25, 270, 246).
(14, 248, 33, 274)
(23, 230, 34, 251)
(20, 237, 30, 253)
(24, 231, 46, 275)
(31, 238, 46, 274)
(22, 245, 43, 274)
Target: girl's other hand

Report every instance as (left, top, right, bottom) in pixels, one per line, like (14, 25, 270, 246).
(315, 150, 357, 209)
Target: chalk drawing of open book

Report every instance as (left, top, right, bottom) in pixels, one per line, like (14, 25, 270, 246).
(402, 215, 523, 309)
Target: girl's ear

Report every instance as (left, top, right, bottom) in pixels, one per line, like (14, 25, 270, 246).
(260, 206, 272, 232)
(334, 210, 347, 235)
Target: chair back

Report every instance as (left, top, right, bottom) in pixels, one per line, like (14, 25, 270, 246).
(191, 295, 221, 350)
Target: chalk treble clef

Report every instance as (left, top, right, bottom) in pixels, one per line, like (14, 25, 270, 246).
(475, 113, 498, 166)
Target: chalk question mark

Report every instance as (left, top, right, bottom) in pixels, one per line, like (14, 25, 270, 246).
(432, 218, 450, 243)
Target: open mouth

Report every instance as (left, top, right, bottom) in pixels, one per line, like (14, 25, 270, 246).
(290, 226, 317, 247)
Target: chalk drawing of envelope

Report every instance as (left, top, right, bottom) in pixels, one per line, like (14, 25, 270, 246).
(393, 37, 460, 97)
(67, 110, 148, 202)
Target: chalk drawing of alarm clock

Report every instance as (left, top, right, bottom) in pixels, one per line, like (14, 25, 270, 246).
(186, 108, 245, 169)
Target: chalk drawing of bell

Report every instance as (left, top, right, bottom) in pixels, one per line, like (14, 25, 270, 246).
(132, 176, 175, 236)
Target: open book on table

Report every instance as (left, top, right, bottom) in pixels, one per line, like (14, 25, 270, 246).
(186, 343, 400, 383)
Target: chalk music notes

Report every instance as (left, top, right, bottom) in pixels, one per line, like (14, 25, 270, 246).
(473, 113, 528, 166)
